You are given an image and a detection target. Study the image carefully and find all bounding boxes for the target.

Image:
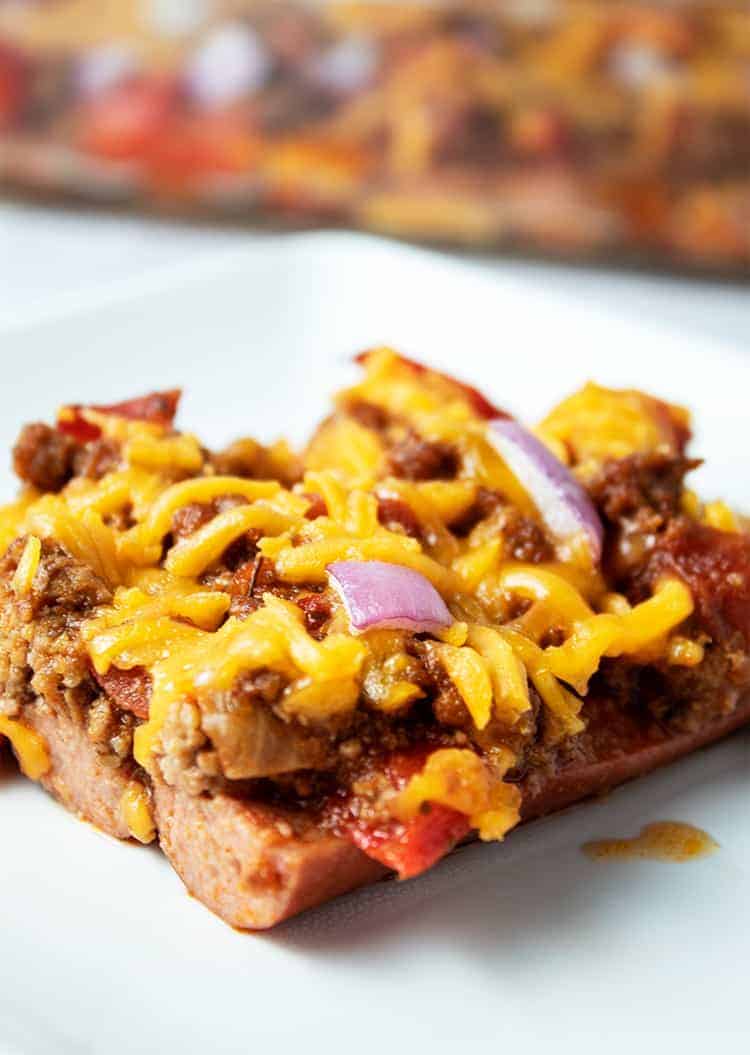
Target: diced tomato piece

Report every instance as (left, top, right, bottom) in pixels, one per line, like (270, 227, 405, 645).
(78, 77, 178, 161)
(93, 390, 182, 426)
(355, 350, 505, 421)
(57, 389, 181, 442)
(340, 747, 471, 879)
(56, 410, 100, 444)
(0, 43, 29, 127)
(349, 805, 471, 880)
(146, 114, 260, 190)
(94, 666, 151, 720)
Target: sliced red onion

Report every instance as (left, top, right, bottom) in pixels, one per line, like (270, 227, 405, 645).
(327, 560, 452, 634)
(76, 45, 139, 98)
(488, 419, 603, 564)
(308, 37, 379, 96)
(187, 23, 272, 108)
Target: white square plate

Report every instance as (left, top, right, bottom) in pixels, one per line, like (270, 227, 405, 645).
(1, 233, 749, 1053)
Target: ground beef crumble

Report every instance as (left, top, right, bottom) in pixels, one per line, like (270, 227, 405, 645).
(226, 554, 326, 621)
(86, 696, 137, 768)
(0, 536, 135, 765)
(376, 495, 422, 538)
(499, 507, 553, 563)
(12, 423, 123, 491)
(409, 639, 472, 729)
(590, 452, 697, 526)
(296, 592, 332, 639)
(587, 451, 750, 729)
(588, 451, 698, 581)
(170, 494, 249, 541)
(157, 700, 217, 796)
(12, 423, 78, 492)
(209, 437, 301, 487)
(72, 438, 121, 481)
(638, 519, 750, 647)
(453, 487, 552, 562)
(345, 401, 390, 432)
(387, 432, 460, 481)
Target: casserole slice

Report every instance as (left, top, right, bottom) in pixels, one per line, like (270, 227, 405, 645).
(2, 352, 748, 928)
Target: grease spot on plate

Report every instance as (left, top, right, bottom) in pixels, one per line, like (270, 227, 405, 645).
(583, 821, 718, 863)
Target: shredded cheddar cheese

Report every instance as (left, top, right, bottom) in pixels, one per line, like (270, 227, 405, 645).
(1, 354, 725, 853)
(164, 502, 298, 577)
(427, 642, 494, 730)
(305, 415, 385, 483)
(466, 625, 530, 725)
(125, 432, 203, 474)
(393, 748, 521, 841)
(119, 476, 280, 566)
(24, 497, 124, 586)
(120, 780, 156, 844)
(0, 492, 39, 557)
(0, 716, 50, 780)
(703, 500, 740, 533)
(499, 627, 585, 738)
(495, 563, 596, 627)
(11, 535, 41, 596)
(681, 491, 742, 534)
(538, 382, 690, 473)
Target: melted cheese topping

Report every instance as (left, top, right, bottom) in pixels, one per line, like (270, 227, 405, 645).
(120, 781, 156, 844)
(0, 492, 38, 556)
(703, 500, 740, 533)
(0, 717, 50, 780)
(393, 748, 521, 841)
(0, 355, 723, 844)
(538, 382, 690, 473)
(11, 535, 41, 596)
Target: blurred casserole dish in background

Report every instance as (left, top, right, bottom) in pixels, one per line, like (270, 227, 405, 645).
(0, 0, 748, 270)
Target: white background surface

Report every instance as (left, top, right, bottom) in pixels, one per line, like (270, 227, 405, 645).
(1, 204, 749, 1054)
(1, 199, 748, 345)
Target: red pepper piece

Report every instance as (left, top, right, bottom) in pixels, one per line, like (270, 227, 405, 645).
(341, 748, 471, 879)
(57, 389, 181, 442)
(79, 77, 178, 162)
(349, 805, 470, 880)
